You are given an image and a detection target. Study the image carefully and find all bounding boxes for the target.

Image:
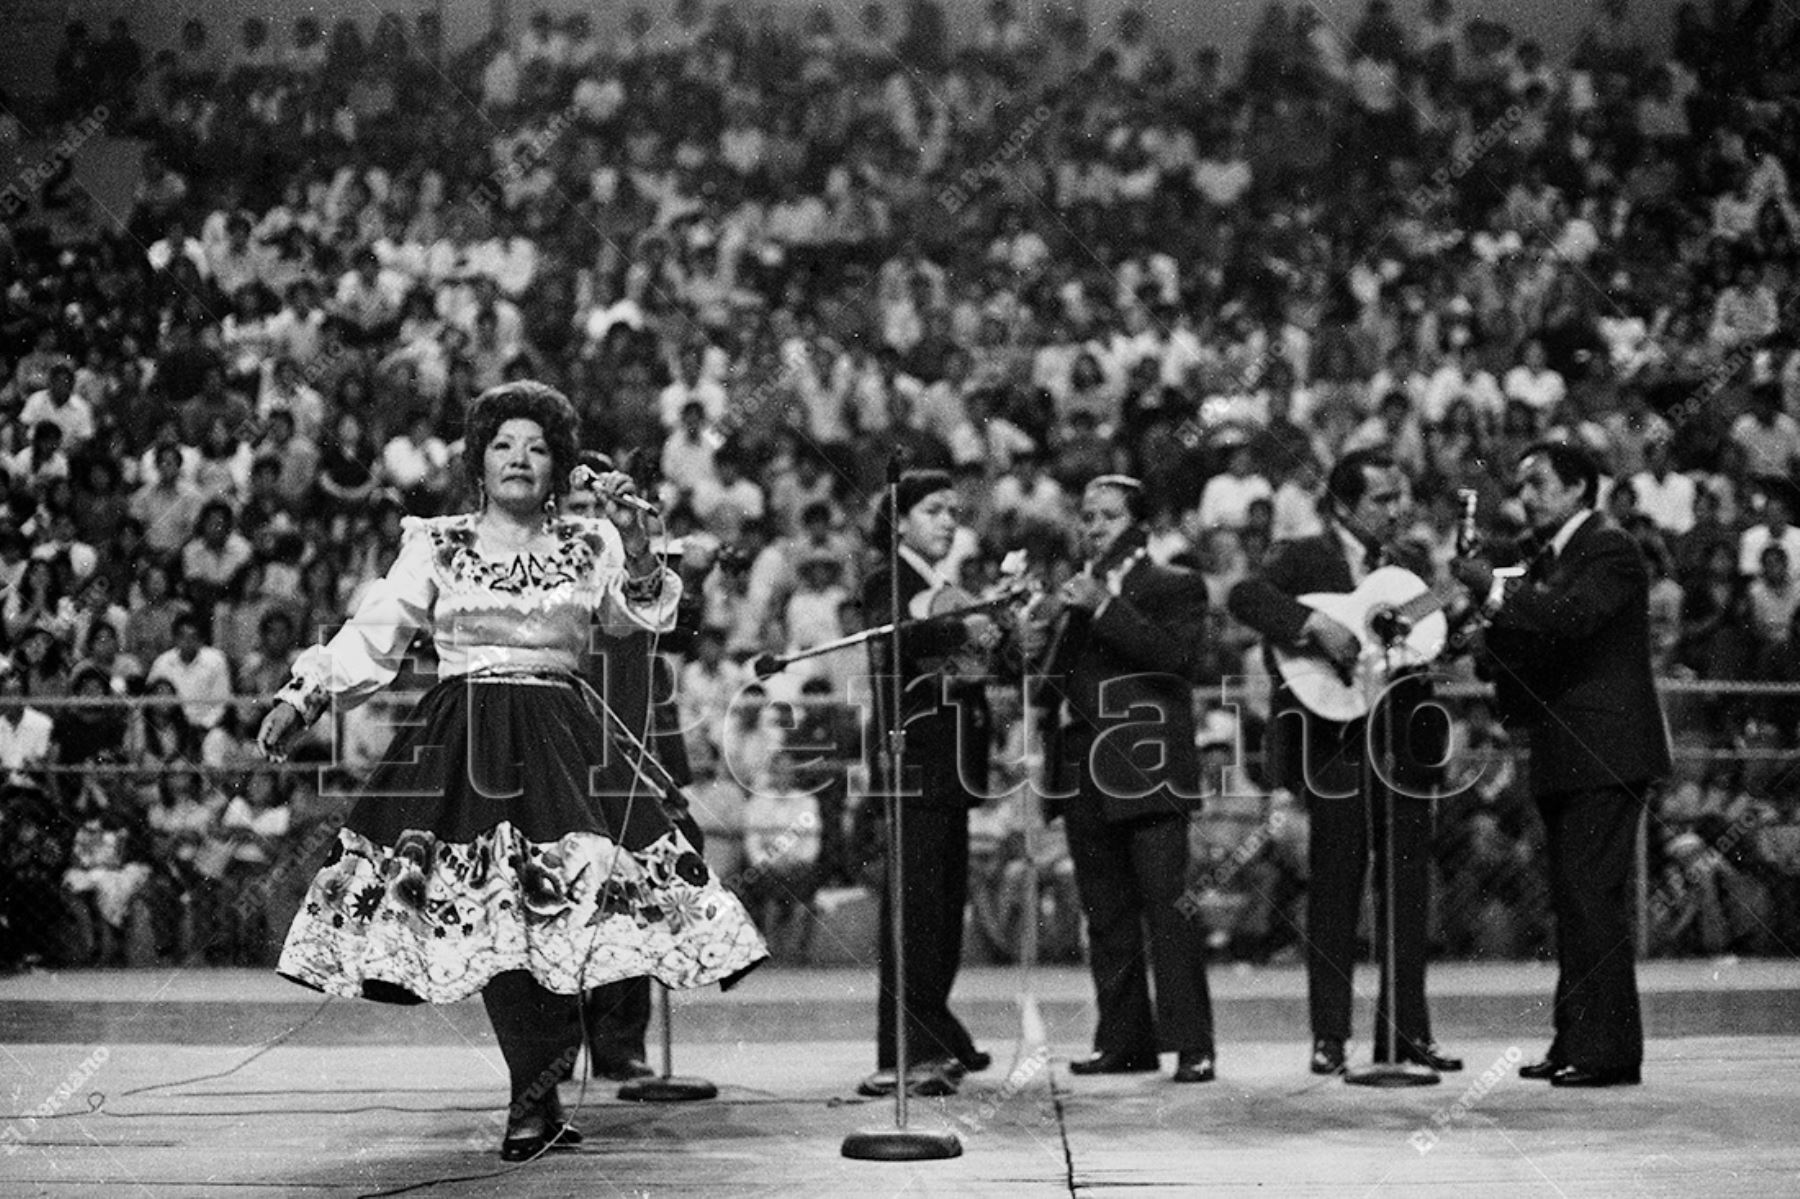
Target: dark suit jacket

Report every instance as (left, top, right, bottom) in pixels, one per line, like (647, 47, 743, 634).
(584, 578, 703, 819)
(1228, 532, 1443, 798)
(862, 559, 991, 810)
(1043, 553, 1208, 823)
(1482, 512, 1672, 798)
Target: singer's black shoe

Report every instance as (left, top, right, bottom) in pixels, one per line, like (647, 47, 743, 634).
(539, 1094, 583, 1148)
(1548, 1064, 1641, 1088)
(500, 1130, 548, 1162)
(1518, 1057, 1565, 1081)
(1068, 1050, 1160, 1075)
(592, 1054, 654, 1082)
(544, 1121, 583, 1148)
(1310, 1038, 1347, 1076)
(1172, 1051, 1216, 1083)
(499, 1116, 580, 1161)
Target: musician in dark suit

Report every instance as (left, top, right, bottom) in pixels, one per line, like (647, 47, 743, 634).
(1031, 475, 1216, 1083)
(1453, 442, 1670, 1088)
(858, 469, 995, 1097)
(567, 455, 711, 1082)
(1228, 449, 1461, 1077)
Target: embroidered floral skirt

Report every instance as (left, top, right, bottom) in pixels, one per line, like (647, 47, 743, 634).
(278, 676, 768, 1004)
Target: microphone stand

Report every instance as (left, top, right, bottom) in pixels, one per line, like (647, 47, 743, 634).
(1344, 634, 1440, 1089)
(616, 982, 718, 1103)
(578, 670, 719, 1103)
(1013, 612, 1048, 1067)
(843, 458, 962, 1162)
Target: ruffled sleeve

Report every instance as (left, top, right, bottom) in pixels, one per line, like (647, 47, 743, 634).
(275, 517, 438, 724)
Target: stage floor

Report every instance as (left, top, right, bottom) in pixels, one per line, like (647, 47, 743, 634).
(3, 962, 1797, 1196)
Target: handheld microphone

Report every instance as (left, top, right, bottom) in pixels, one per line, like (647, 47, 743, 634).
(570, 465, 658, 515)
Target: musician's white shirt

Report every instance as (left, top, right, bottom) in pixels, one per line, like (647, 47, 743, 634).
(1546, 508, 1595, 561)
(1336, 526, 1373, 585)
(1491, 507, 1594, 612)
(899, 544, 954, 620)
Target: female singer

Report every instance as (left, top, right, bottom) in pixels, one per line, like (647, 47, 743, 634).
(857, 469, 997, 1097)
(256, 382, 766, 1158)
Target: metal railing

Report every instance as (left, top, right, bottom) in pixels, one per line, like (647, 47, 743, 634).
(2, 677, 1795, 970)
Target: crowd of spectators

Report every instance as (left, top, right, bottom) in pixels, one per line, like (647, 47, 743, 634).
(2, 0, 1799, 970)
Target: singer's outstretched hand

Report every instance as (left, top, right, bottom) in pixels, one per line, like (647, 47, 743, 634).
(257, 700, 303, 762)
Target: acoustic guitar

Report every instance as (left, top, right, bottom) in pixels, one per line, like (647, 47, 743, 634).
(1271, 566, 1451, 722)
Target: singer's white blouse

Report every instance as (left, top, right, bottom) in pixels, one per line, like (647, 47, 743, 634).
(277, 513, 679, 720)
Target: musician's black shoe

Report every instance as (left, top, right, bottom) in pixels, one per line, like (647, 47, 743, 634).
(1376, 1042, 1463, 1072)
(856, 1062, 961, 1097)
(592, 1054, 654, 1082)
(1310, 1038, 1347, 1076)
(1068, 1050, 1160, 1075)
(1518, 1057, 1564, 1081)
(1172, 1051, 1216, 1083)
(1404, 1043, 1463, 1072)
(1548, 1064, 1641, 1088)
(930, 1050, 991, 1080)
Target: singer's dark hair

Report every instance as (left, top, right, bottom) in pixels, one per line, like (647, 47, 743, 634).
(1520, 440, 1600, 507)
(463, 381, 581, 502)
(1326, 448, 1399, 514)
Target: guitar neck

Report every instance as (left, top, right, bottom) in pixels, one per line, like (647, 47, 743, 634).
(1393, 587, 1449, 625)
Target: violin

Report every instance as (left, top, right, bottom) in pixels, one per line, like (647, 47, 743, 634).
(1017, 556, 1092, 672)
(749, 552, 1036, 681)
(914, 578, 1014, 677)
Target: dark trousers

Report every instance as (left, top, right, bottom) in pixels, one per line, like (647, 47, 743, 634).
(876, 804, 975, 1070)
(1537, 784, 1645, 1071)
(482, 970, 583, 1118)
(1064, 806, 1215, 1057)
(1305, 785, 1434, 1054)
(581, 978, 650, 1068)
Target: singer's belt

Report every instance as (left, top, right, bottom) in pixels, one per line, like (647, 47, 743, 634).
(457, 667, 580, 688)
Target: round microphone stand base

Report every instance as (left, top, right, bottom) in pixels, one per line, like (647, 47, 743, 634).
(1344, 1061, 1442, 1088)
(618, 1075, 719, 1103)
(841, 1127, 964, 1161)
(617, 983, 717, 1102)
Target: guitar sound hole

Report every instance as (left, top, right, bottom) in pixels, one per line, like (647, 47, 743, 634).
(1368, 606, 1410, 645)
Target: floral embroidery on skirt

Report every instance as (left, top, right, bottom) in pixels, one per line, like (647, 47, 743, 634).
(276, 675, 766, 1004)
(280, 823, 763, 1003)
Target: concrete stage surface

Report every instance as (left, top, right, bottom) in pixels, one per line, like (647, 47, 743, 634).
(3, 961, 1797, 1197)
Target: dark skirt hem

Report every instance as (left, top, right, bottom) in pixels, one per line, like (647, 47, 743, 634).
(277, 677, 768, 1005)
